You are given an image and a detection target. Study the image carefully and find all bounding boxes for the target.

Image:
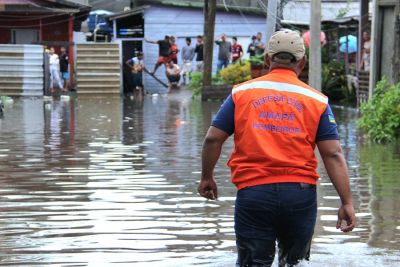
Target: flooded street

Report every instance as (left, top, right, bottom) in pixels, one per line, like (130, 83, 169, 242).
(0, 92, 399, 266)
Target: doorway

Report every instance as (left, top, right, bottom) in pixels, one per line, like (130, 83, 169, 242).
(122, 40, 143, 94)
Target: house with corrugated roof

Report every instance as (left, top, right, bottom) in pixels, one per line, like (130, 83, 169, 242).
(99, 1, 267, 94)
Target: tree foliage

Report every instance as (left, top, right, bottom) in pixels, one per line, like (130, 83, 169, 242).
(357, 78, 400, 142)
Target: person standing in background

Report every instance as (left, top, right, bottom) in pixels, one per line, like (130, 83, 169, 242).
(49, 47, 63, 93)
(59, 46, 69, 91)
(247, 35, 257, 57)
(169, 36, 179, 64)
(194, 35, 204, 71)
(254, 32, 265, 55)
(360, 31, 371, 72)
(215, 33, 231, 71)
(125, 51, 144, 97)
(231, 36, 243, 63)
(181, 37, 195, 85)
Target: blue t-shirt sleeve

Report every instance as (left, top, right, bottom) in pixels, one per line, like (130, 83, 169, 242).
(211, 94, 235, 135)
(316, 104, 339, 141)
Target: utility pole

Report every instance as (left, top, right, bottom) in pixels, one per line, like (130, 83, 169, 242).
(357, 0, 369, 70)
(265, 0, 278, 44)
(203, 0, 217, 88)
(309, 0, 322, 91)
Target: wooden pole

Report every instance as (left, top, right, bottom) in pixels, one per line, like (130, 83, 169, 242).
(369, 0, 379, 98)
(357, 0, 369, 70)
(68, 15, 74, 85)
(202, 0, 216, 88)
(265, 0, 278, 44)
(309, 0, 322, 91)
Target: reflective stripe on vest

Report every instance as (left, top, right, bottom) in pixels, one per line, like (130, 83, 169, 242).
(232, 81, 328, 104)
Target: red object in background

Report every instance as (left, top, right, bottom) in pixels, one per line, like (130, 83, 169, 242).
(302, 31, 327, 47)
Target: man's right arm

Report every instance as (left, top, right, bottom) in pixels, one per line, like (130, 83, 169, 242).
(145, 39, 158, 44)
(198, 94, 235, 200)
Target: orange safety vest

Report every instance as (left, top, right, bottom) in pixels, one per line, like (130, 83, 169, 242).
(228, 68, 329, 190)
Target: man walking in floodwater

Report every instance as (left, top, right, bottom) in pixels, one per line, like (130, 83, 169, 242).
(198, 30, 356, 266)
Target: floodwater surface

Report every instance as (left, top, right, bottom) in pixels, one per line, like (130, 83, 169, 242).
(0, 92, 399, 266)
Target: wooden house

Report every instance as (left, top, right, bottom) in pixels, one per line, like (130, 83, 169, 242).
(106, 2, 267, 94)
(0, 0, 90, 96)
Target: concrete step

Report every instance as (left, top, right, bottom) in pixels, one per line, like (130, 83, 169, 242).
(0, 56, 43, 60)
(76, 58, 119, 63)
(76, 56, 120, 61)
(0, 84, 43, 90)
(0, 44, 43, 53)
(0, 79, 43, 84)
(76, 66, 120, 71)
(77, 82, 119, 87)
(76, 43, 119, 49)
(77, 83, 120, 88)
(76, 61, 120, 69)
(76, 47, 119, 52)
(77, 72, 120, 76)
(0, 74, 42, 79)
(0, 52, 25, 57)
(0, 60, 43, 66)
(77, 77, 119, 82)
(77, 51, 119, 56)
(77, 89, 120, 94)
(0, 89, 23, 96)
(0, 88, 43, 96)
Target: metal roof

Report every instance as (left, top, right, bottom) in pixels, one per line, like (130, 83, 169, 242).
(0, 0, 91, 14)
(106, 6, 149, 20)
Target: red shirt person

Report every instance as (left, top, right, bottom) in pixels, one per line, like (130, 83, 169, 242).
(231, 36, 243, 63)
(169, 36, 179, 64)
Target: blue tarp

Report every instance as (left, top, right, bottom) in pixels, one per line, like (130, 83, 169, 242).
(339, 35, 357, 53)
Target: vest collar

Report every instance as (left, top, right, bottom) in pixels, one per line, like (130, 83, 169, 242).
(269, 68, 298, 77)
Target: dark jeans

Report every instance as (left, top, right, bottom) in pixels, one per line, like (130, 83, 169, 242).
(217, 59, 229, 71)
(132, 72, 143, 88)
(235, 183, 317, 267)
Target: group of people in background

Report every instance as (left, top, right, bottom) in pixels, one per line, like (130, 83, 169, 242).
(46, 46, 70, 94)
(142, 35, 204, 90)
(215, 32, 265, 71)
(126, 32, 266, 93)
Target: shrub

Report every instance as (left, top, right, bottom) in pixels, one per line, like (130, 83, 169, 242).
(188, 71, 224, 98)
(219, 61, 251, 85)
(357, 78, 400, 142)
(249, 54, 264, 65)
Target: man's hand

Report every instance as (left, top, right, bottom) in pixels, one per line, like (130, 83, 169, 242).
(336, 203, 356, 232)
(198, 178, 218, 200)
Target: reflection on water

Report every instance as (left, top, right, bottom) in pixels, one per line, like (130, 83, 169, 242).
(0, 94, 398, 266)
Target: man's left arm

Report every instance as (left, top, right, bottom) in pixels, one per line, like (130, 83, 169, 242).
(316, 104, 356, 232)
